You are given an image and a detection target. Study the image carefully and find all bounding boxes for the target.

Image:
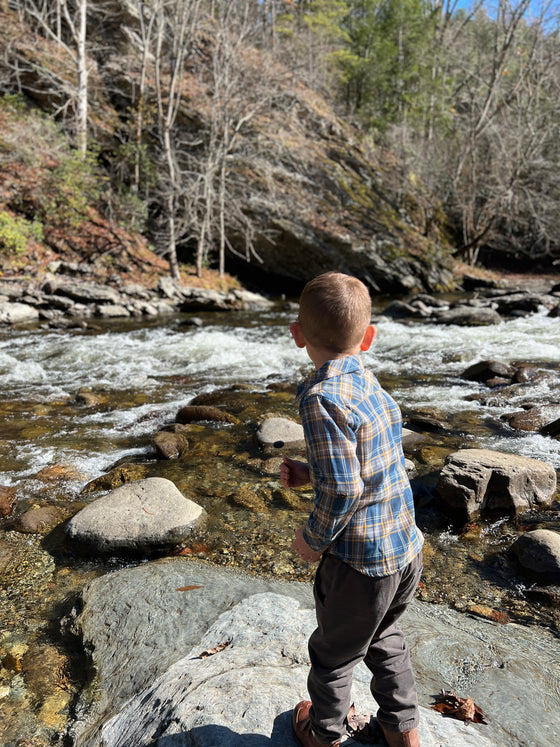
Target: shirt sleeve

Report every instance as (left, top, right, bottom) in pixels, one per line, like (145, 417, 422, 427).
(299, 393, 364, 552)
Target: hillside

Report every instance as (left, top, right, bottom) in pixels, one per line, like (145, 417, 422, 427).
(0, 4, 456, 294)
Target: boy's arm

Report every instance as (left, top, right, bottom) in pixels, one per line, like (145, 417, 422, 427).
(300, 394, 363, 553)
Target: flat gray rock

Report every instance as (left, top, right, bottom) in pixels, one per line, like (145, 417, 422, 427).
(256, 417, 306, 451)
(65, 477, 205, 552)
(0, 301, 39, 324)
(67, 559, 560, 747)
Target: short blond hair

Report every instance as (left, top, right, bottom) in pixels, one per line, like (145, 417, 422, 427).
(298, 272, 371, 353)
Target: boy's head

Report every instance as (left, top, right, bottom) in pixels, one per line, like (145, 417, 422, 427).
(293, 272, 374, 356)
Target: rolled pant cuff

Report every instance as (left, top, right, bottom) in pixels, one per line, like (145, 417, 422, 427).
(377, 715, 419, 733)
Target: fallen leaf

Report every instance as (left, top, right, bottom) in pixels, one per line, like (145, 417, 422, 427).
(198, 640, 231, 659)
(345, 704, 382, 743)
(172, 543, 212, 556)
(432, 690, 487, 724)
(175, 585, 204, 592)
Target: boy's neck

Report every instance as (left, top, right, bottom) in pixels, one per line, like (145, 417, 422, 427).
(307, 344, 360, 371)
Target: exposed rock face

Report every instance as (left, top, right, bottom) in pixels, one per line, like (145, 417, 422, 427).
(436, 448, 557, 519)
(67, 559, 560, 747)
(511, 529, 560, 580)
(65, 477, 205, 553)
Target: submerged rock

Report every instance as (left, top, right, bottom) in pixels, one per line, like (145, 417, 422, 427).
(176, 405, 239, 425)
(436, 448, 557, 519)
(16, 505, 68, 534)
(66, 477, 205, 553)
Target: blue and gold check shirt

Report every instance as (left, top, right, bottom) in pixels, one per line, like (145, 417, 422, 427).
(296, 354, 423, 577)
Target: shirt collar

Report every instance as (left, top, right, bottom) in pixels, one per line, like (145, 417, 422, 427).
(296, 354, 363, 402)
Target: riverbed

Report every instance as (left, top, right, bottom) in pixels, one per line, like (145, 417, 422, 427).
(0, 297, 559, 745)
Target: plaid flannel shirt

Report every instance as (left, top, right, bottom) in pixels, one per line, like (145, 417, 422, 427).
(296, 354, 423, 577)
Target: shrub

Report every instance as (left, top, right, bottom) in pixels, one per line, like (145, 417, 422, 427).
(0, 211, 44, 255)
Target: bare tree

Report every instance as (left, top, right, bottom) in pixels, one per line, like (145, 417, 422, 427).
(148, 0, 203, 280)
(17, 0, 90, 154)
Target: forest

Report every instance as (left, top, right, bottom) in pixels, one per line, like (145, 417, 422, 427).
(1, 1, 559, 285)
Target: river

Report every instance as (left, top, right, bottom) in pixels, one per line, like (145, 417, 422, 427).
(0, 298, 559, 744)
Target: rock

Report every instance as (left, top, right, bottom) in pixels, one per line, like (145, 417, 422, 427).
(66, 477, 205, 553)
(461, 274, 500, 291)
(75, 387, 110, 406)
(0, 302, 40, 324)
(379, 300, 420, 318)
(503, 406, 560, 432)
(44, 279, 123, 305)
(228, 486, 270, 512)
(436, 448, 557, 519)
(401, 428, 430, 452)
(494, 292, 550, 316)
(80, 463, 151, 494)
(95, 303, 131, 318)
(67, 559, 560, 747)
(511, 529, 560, 581)
(541, 417, 560, 438)
(231, 288, 274, 310)
(176, 405, 239, 425)
(153, 426, 190, 459)
(16, 505, 68, 534)
(255, 416, 306, 452)
(434, 305, 502, 326)
(461, 360, 516, 384)
(0, 485, 17, 518)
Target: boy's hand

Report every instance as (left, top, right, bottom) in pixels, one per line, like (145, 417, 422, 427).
(280, 455, 310, 489)
(291, 526, 322, 563)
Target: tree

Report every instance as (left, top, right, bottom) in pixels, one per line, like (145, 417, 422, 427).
(18, 0, 90, 155)
(149, 0, 203, 280)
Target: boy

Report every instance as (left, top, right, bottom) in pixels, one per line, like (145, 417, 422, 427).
(280, 272, 423, 747)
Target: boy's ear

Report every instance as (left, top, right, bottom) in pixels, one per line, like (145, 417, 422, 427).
(360, 324, 376, 351)
(290, 321, 307, 348)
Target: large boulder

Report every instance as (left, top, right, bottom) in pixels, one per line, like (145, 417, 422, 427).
(436, 449, 557, 519)
(65, 477, 205, 553)
(66, 558, 560, 747)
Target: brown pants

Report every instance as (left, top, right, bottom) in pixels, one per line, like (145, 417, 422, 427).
(307, 552, 423, 745)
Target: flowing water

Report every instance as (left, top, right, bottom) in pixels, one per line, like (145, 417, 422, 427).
(0, 299, 559, 745)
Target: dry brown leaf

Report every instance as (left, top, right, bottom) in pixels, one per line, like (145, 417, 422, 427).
(198, 640, 231, 659)
(345, 703, 381, 743)
(432, 690, 487, 724)
(175, 585, 204, 592)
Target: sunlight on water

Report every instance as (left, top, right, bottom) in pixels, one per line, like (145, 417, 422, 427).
(1, 310, 559, 479)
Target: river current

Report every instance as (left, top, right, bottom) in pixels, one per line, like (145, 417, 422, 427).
(0, 299, 559, 745)
(1, 303, 559, 486)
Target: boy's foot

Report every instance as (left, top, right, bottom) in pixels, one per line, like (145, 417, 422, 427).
(291, 700, 341, 747)
(380, 725, 420, 747)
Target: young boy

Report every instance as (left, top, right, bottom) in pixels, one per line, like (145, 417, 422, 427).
(280, 272, 423, 747)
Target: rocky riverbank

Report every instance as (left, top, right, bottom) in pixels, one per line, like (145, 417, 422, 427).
(0, 263, 273, 326)
(63, 558, 559, 747)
